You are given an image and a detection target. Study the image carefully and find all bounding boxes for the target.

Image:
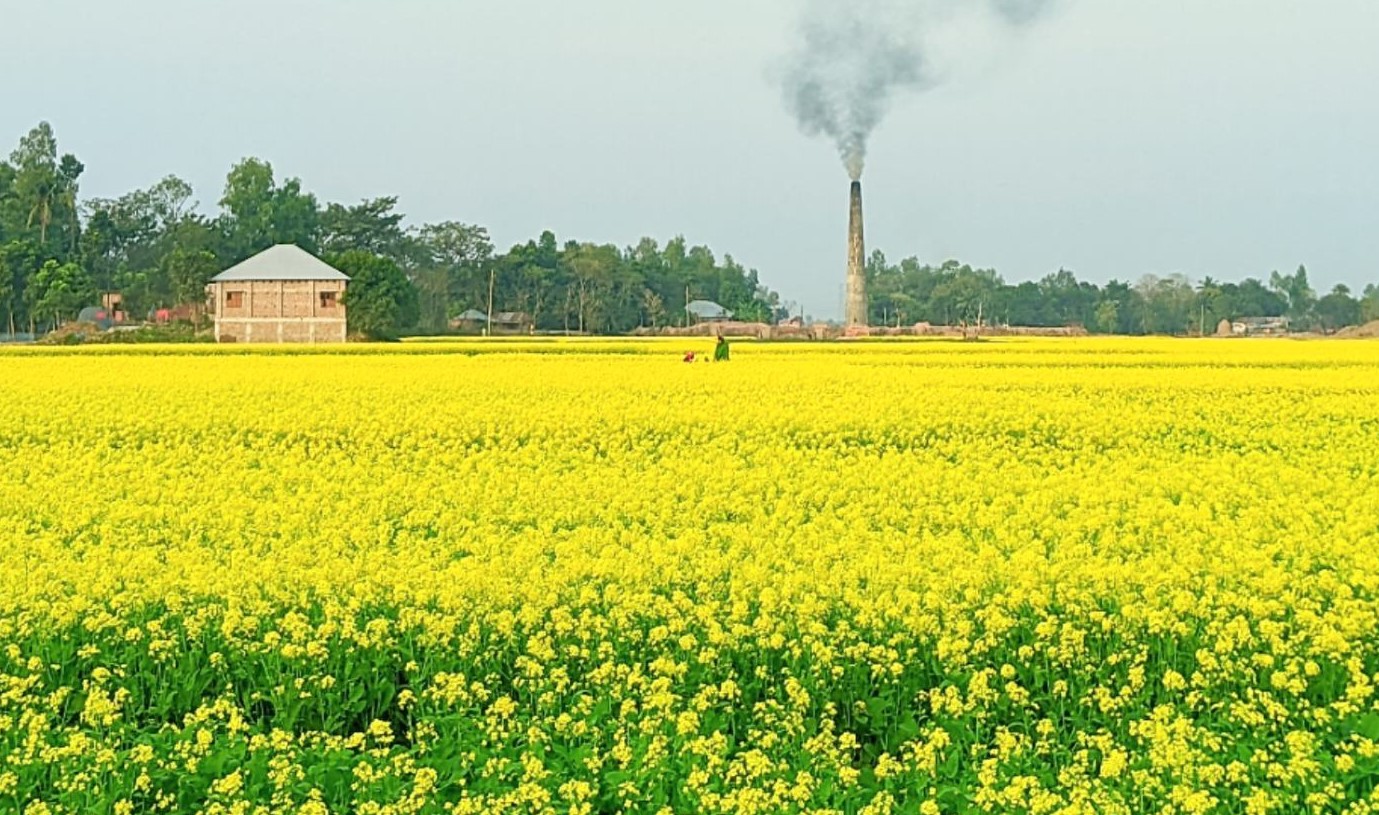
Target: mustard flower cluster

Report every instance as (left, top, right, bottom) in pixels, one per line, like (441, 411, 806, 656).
(0, 338, 1377, 814)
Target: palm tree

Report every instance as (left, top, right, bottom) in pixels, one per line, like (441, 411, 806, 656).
(60, 182, 79, 254)
(26, 178, 54, 244)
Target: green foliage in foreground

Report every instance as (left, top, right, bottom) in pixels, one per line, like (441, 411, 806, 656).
(4, 598, 1379, 814)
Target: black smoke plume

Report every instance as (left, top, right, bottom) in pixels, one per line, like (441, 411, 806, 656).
(782, 0, 1054, 180)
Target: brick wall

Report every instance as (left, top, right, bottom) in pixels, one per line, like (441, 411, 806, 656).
(212, 281, 348, 343)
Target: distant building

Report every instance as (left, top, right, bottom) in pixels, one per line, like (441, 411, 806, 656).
(686, 300, 733, 323)
(77, 306, 116, 331)
(100, 292, 127, 324)
(209, 245, 350, 343)
(491, 312, 532, 333)
(450, 309, 488, 331)
(1231, 316, 1290, 337)
(151, 303, 202, 324)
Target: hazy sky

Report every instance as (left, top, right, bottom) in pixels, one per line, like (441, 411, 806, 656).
(4, 1, 1377, 317)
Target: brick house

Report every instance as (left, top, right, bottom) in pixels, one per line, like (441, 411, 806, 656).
(209, 245, 350, 343)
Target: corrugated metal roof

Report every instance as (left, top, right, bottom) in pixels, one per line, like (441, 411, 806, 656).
(456, 309, 488, 321)
(211, 245, 351, 282)
(686, 300, 733, 319)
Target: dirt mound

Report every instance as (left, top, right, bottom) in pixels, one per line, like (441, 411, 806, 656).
(1336, 320, 1379, 339)
(37, 322, 104, 345)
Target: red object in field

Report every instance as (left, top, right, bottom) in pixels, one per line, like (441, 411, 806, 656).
(683, 352, 696, 363)
(155, 309, 171, 324)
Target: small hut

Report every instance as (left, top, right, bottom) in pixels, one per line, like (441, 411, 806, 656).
(491, 312, 533, 333)
(450, 309, 488, 332)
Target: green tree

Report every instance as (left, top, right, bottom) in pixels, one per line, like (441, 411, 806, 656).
(82, 178, 192, 285)
(866, 250, 903, 325)
(1195, 276, 1225, 333)
(81, 176, 211, 315)
(320, 197, 407, 257)
(1313, 284, 1361, 334)
(144, 175, 197, 227)
(932, 263, 999, 327)
(408, 268, 447, 334)
(414, 221, 492, 316)
(0, 161, 15, 243)
(1361, 284, 1379, 323)
(641, 288, 666, 328)
(561, 242, 625, 333)
(489, 230, 560, 331)
(55, 155, 85, 254)
(163, 248, 220, 320)
(1039, 268, 1098, 327)
(626, 238, 670, 320)
(0, 239, 39, 334)
(1135, 274, 1195, 335)
(28, 259, 95, 327)
(1100, 280, 1145, 335)
(219, 158, 320, 261)
(332, 250, 419, 339)
(1003, 280, 1050, 327)
(716, 254, 759, 319)
(8, 123, 84, 258)
(1093, 300, 1119, 334)
(1270, 265, 1316, 329)
(1220, 278, 1287, 320)
(10, 124, 58, 245)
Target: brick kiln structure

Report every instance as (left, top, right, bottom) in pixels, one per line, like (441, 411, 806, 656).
(209, 245, 350, 344)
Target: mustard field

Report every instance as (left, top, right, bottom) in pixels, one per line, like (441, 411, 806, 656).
(2, 337, 1378, 815)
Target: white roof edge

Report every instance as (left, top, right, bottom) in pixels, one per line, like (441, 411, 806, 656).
(211, 244, 351, 282)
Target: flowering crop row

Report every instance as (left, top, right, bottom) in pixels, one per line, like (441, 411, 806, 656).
(1, 338, 1377, 815)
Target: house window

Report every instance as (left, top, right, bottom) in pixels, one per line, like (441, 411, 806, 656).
(225, 290, 244, 308)
(319, 291, 338, 309)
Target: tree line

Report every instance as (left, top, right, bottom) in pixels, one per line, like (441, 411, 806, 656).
(867, 256, 1378, 335)
(3, 121, 1375, 338)
(0, 122, 787, 338)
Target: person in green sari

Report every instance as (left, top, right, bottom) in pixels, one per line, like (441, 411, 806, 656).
(714, 335, 730, 362)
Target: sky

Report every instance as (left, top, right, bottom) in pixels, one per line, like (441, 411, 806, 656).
(3, 0, 1377, 318)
